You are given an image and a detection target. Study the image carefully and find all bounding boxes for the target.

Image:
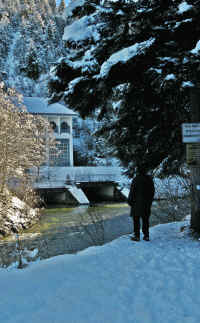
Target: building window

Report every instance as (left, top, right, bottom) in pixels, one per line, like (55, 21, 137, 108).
(50, 121, 58, 133)
(49, 139, 70, 166)
(61, 121, 70, 134)
(73, 118, 81, 138)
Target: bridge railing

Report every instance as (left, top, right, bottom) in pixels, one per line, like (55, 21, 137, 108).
(65, 173, 118, 184)
(33, 166, 126, 187)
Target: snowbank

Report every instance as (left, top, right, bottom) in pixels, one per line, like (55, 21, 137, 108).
(0, 195, 40, 238)
(1, 219, 200, 323)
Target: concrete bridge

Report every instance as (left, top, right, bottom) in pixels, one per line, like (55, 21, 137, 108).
(33, 167, 129, 205)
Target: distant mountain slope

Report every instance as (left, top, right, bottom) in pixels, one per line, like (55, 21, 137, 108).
(0, 0, 66, 96)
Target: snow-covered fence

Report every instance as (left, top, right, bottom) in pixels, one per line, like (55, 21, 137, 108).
(33, 166, 126, 188)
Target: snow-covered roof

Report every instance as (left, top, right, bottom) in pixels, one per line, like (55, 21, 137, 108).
(23, 97, 77, 116)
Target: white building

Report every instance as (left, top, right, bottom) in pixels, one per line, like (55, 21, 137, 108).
(23, 97, 77, 167)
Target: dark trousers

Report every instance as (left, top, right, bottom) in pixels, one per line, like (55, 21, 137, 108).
(133, 215, 150, 238)
(131, 204, 151, 238)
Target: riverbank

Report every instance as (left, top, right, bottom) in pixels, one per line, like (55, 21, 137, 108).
(0, 203, 130, 267)
(0, 200, 190, 268)
(1, 220, 199, 323)
(0, 194, 40, 238)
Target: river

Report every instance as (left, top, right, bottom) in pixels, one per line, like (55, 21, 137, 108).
(0, 201, 188, 268)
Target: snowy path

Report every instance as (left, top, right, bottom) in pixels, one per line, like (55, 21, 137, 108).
(1, 220, 200, 323)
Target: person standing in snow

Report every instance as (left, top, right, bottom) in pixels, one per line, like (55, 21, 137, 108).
(128, 166, 155, 241)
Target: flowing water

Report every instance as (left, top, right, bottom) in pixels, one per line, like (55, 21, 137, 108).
(25, 203, 130, 235)
(0, 203, 131, 268)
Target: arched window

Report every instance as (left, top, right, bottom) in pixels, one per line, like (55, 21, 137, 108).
(50, 121, 58, 133)
(61, 121, 70, 134)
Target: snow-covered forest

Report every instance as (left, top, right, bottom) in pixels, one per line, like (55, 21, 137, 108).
(0, 0, 66, 96)
(3, 0, 199, 174)
(1, 0, 199, 172)
(0, 0, 199, 225)
(1, 2, 200, 322)
(0, 0, 113, 165)
(0, 0, 68, 237)
(49, 0, 200, 176)
(0, 0, 199, 220)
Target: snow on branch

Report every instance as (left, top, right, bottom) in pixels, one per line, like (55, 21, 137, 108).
(182, 81, 195, 88)
(63, 15, 100, 43)
(190, 40, 200, 55)
(164, 74, 176, 81)
(66, 0, 87, 17)
(177, 1, 193, 14)
(100, 38, 155, 78)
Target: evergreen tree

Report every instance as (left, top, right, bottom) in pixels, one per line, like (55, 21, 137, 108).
(0, 0, 66, 96)
(25, 41, 40, 80)
(73, 116, 114, 166)
(49, 0, 200, 176)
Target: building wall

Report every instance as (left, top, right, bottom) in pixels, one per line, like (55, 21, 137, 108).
(44, 115, 74, 167)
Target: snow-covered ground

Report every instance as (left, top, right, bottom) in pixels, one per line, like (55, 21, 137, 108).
(1, 218, 200, 323)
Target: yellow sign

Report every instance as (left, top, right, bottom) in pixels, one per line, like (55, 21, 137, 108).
(186, 143, 200, 165)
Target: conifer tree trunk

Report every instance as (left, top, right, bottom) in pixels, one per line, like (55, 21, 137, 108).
(190, 87, 200, 233)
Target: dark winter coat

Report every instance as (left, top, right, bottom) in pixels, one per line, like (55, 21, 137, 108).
(128, 174, 155, 218)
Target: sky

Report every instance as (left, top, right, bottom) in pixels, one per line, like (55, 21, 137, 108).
(56, 0, 68, 5)
(1, 217, 200, 323)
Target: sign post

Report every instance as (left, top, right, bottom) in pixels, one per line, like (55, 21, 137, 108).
(182, 123, 200, 143)
(187, 88, 200, 233)
(182, 123, 200, 166)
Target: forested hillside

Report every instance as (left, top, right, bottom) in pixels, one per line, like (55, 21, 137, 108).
(0, 0, 66, 96)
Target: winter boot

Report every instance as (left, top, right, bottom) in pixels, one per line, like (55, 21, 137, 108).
(131, 235, 140, 241)
(143, 235, 150, 241)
